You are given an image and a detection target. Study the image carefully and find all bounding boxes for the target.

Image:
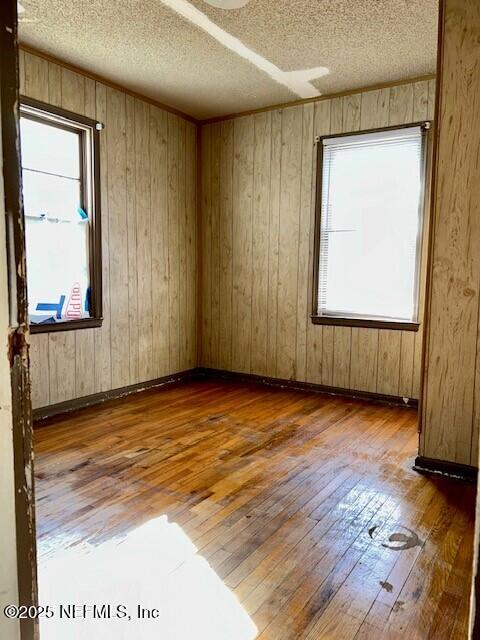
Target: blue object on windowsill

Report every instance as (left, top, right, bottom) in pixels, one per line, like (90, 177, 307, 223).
(85, 286, 91, 312)
(36, 295, 66, 320)
(77, 206, 88, 220)
(36, 316, 56, 324)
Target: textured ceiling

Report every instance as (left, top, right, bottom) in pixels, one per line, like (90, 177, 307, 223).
(18, 0, 438, 120)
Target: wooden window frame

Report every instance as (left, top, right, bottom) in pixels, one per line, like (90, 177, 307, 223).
(311, 121, 431, 332)
(20, 96, 103, 333)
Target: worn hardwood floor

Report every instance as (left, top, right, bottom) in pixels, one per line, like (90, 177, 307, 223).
(34, 380, 475, 639)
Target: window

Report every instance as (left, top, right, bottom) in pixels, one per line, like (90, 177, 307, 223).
(20, 98, 102, 332)
(313, 123, 429, 330)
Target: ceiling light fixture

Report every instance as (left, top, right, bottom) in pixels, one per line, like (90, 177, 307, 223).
(204, 0, 251, 8)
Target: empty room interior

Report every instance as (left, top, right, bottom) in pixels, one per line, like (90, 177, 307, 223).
(1, 0, 480, 639)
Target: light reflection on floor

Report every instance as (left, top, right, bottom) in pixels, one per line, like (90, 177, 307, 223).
(38, 515, 258, 640)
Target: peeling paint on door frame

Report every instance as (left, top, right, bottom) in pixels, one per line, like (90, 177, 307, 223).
(1, 1, 38, 638)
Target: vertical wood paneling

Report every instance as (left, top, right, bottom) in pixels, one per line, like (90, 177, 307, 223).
(295, 103, 314, 382)
(178, 119, 188, 371)
(389, 84, 414, 125)
(218, 120, 234, 371)
(304, 135, 322, 389)
(377, 330, 401, 396)
(29, 335, 49, 408)
(150, 106, 169, 377)
(329, 99, 353, 389)
(47, 63, 62, 107)
(125, 95, 139, 384)
(251, 112, 271, 375)
(266, 110, 282, 376)
(84, 78, 96, 119)
(413, 81, 429, 122)
(106, 88, 129, 389)
(422, 0, 480, 466)
(135, 100, 153, 381)
(94, 82, 112, 393)
(360, 88, 390, 129)
(321, 326, 334, 387)
(48, 333, 76, 404)
(276, 107, 303, 380)
(167, 113, 180, 373)
(332, 327, 352, 389)
(74, 329, 95, 398)
(412, 78, 436, 399)
(330, 97, 343, 134)
(343, 94, 361, 133)
(231, 117, 254, 373)
(209, 122, 221, 368)
(410, 79, 431, 400)
(61, 69, 84, 112)
(427, 80, 436, 121)
(200, 125, 212, 366)
(18, 49, 26, 94)
(398, 332, 415, 398)
(201, 80, 433, 399)
(186, 122, 197, 369)
(307, 101, 331, 385)
(25, 53, 198, 408)
(350, 329, 378, 393)
(24, 52, 48, 102)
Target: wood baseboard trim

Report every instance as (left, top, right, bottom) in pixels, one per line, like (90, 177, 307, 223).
(34, 366, 420, 425)
(196, 367, 419, 408)
(34, 366, 419, 424)
(35, 369, 477, 484)
(413, 456, 477, 483)
(33, 369, 198, 423)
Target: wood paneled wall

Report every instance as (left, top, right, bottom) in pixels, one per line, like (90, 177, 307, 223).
(200, 79, 435, 399)
(19, 50, 436, 409)
(19, 51, 198, 409)
(421, 0, 480, 467)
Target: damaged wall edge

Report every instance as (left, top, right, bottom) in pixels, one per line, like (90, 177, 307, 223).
(1, 0, 39, 638)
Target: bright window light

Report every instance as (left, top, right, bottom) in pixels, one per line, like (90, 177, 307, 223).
(20, 101, 102, 331)
(316, 125, 427, 323)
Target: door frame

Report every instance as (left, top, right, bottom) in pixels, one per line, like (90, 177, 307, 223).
(0, 1, 38, 638)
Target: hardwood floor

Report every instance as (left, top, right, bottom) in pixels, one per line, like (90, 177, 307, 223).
(34, 379, 475, 639)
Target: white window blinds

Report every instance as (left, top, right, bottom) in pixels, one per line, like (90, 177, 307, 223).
(317, 125, 425, 323)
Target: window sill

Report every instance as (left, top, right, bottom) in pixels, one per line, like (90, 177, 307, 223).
(311, 315, 420, 331)
(30, 317, 103, 334)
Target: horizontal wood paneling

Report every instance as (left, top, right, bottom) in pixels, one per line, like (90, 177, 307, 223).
(200, 80, 435, 399)
(421, 0, 480, 467)
(21, 51, 198, 409)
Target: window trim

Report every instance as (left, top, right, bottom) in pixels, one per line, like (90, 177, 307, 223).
(20, 96, 103, 333)
(311, 121, 431, 332)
